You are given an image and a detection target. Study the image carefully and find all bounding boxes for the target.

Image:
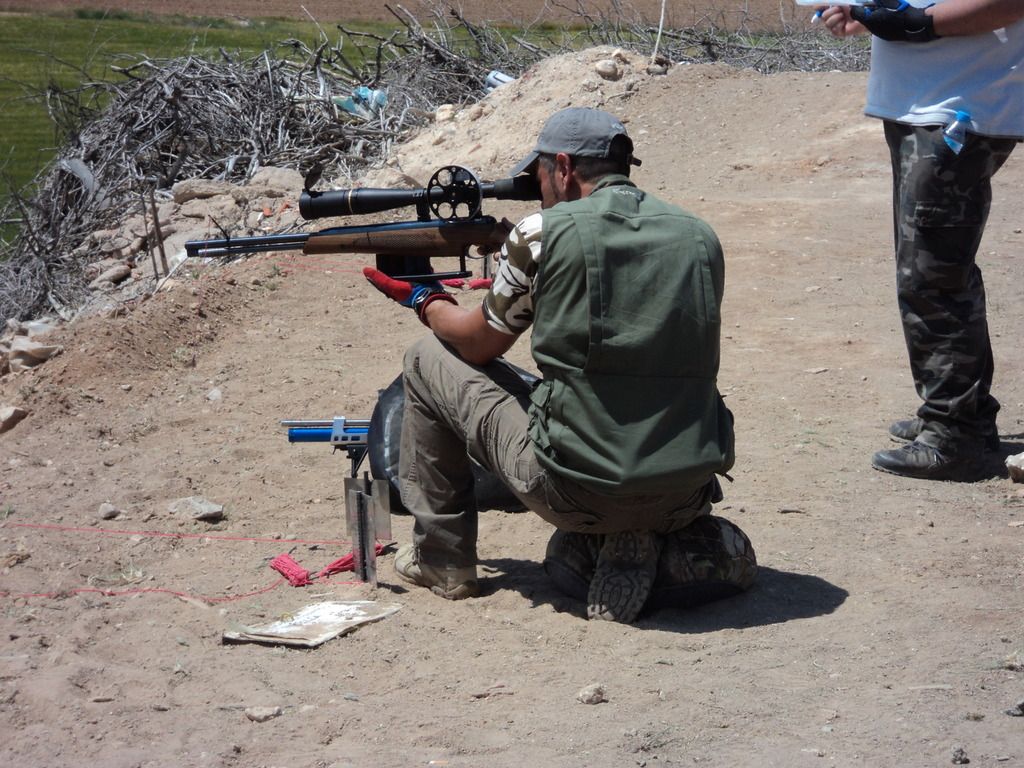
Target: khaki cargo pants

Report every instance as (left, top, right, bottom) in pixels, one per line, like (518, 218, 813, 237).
(399, 334, 715, 569)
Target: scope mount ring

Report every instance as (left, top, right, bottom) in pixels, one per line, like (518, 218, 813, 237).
(427, 165, 483, 221)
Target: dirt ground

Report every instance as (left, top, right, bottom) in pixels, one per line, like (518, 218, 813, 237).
(2, 46, 1023, 768)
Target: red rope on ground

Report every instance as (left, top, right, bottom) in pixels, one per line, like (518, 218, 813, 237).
(270, 554, 313, 586)
(0, 578, 287, 603)
(0, 522, 375, 602)
(318, 542, 386, 578)
(270, 253, 365, 274)
(270, 543, 387, 586)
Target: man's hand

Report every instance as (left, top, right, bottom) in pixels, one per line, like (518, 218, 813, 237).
(820, 5, 868, 37)
(474, 217, 514, 257)
(363, 267, 457, 326)
(851, 0, 941, 42)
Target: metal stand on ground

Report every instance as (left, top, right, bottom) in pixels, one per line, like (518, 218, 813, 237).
(282, 417, 391, 586)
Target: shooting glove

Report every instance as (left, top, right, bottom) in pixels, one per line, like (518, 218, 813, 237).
(363, 267, 457, 327)
(851, 0, 940, 42)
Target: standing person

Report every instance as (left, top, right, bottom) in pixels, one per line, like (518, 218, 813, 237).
(820, 0, 1024, 480)
(363, 107, 753, 623)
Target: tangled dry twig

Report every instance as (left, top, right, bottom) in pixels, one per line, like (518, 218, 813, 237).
(0, 4, 867, 323)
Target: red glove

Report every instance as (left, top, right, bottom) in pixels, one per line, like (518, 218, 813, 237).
(363, 267, 457, 326)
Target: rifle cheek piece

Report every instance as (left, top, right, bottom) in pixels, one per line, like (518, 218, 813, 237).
(417, 292, 458, 327)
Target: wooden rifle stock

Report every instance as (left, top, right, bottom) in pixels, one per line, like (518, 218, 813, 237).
(302, 216, 505, 258)
(185, 216, 507, 281)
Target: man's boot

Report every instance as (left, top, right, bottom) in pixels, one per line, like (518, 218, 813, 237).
(649, 516, 757, 610)
(587, 530, 662, 624)
(872, 440, 985, 481)
(889, 417, 1000, 452)
(393, 543, 479, 600)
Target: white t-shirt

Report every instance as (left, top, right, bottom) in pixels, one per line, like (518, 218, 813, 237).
(865, 0, 1024, 139)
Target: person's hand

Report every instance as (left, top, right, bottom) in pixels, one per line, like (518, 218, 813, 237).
(475, 217, 514, 258)
(850, 0, 940, 42)
(363, 267, 457, 326)
(819, 5, 868, 37)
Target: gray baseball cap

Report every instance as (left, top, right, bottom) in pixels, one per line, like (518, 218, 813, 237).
(508, 107, 641, 176)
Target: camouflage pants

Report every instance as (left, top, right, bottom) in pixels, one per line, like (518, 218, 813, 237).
(884, 121, 1017, 452)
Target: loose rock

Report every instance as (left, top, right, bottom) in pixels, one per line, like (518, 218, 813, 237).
(98, 502, 121, 520)
(576, 683, 607, 705)
(88, 263, 131, 290)
(1005, 452, 1024, 482)
(168, 496, 225, 523)
(0, 406, 29, 434)
(595, 60, 621, 81)
(7, 337, 63, 372)
(245, 706, 283, 722)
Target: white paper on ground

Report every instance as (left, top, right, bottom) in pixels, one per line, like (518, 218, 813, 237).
(223, 600, 401, 647)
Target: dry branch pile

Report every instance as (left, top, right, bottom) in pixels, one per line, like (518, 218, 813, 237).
(0, 2, 867, 323)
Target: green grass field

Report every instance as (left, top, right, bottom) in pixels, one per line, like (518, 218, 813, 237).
(0, 10, 385, 201)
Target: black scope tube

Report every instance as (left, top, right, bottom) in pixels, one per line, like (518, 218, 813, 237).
(299, 174, 541, 220)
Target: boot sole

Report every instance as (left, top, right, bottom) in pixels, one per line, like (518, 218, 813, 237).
(871, 456, 985, 482)
(587, 532, 659, 623)
(587, 569, 655, 622)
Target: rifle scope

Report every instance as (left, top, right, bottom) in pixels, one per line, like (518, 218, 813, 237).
(299, 165, 541, 222)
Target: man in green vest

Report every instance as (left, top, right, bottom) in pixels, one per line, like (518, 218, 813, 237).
(364, 107, 755, 623)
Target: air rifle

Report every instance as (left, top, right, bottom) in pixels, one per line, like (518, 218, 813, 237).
(184, 165, 541, 281)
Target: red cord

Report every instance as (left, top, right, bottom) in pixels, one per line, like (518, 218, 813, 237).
(0, 579, 286, 603)
(1, 522, 374, 602)
(8, 522, 348, 546)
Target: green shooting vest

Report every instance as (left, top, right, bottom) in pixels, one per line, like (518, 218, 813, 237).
(528, 175, 734, 496)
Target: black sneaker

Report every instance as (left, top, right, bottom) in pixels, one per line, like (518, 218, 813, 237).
(888, 418, 1000, 452)
(872, 441, 984, 481)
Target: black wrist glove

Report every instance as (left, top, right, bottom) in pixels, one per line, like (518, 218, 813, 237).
(851, 0, 941, 43)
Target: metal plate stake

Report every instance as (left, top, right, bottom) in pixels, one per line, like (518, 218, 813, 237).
(344, 474, 392, 587)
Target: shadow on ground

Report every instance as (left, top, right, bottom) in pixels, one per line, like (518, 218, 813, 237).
(481, 558, 849, 632)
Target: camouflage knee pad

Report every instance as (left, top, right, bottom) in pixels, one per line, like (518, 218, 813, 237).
(543, 515, 757, 609)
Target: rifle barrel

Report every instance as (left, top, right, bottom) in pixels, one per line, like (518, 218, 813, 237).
(185, 233, 309, 258)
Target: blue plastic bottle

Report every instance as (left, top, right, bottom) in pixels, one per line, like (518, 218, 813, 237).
(943, 110, 971, 155)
